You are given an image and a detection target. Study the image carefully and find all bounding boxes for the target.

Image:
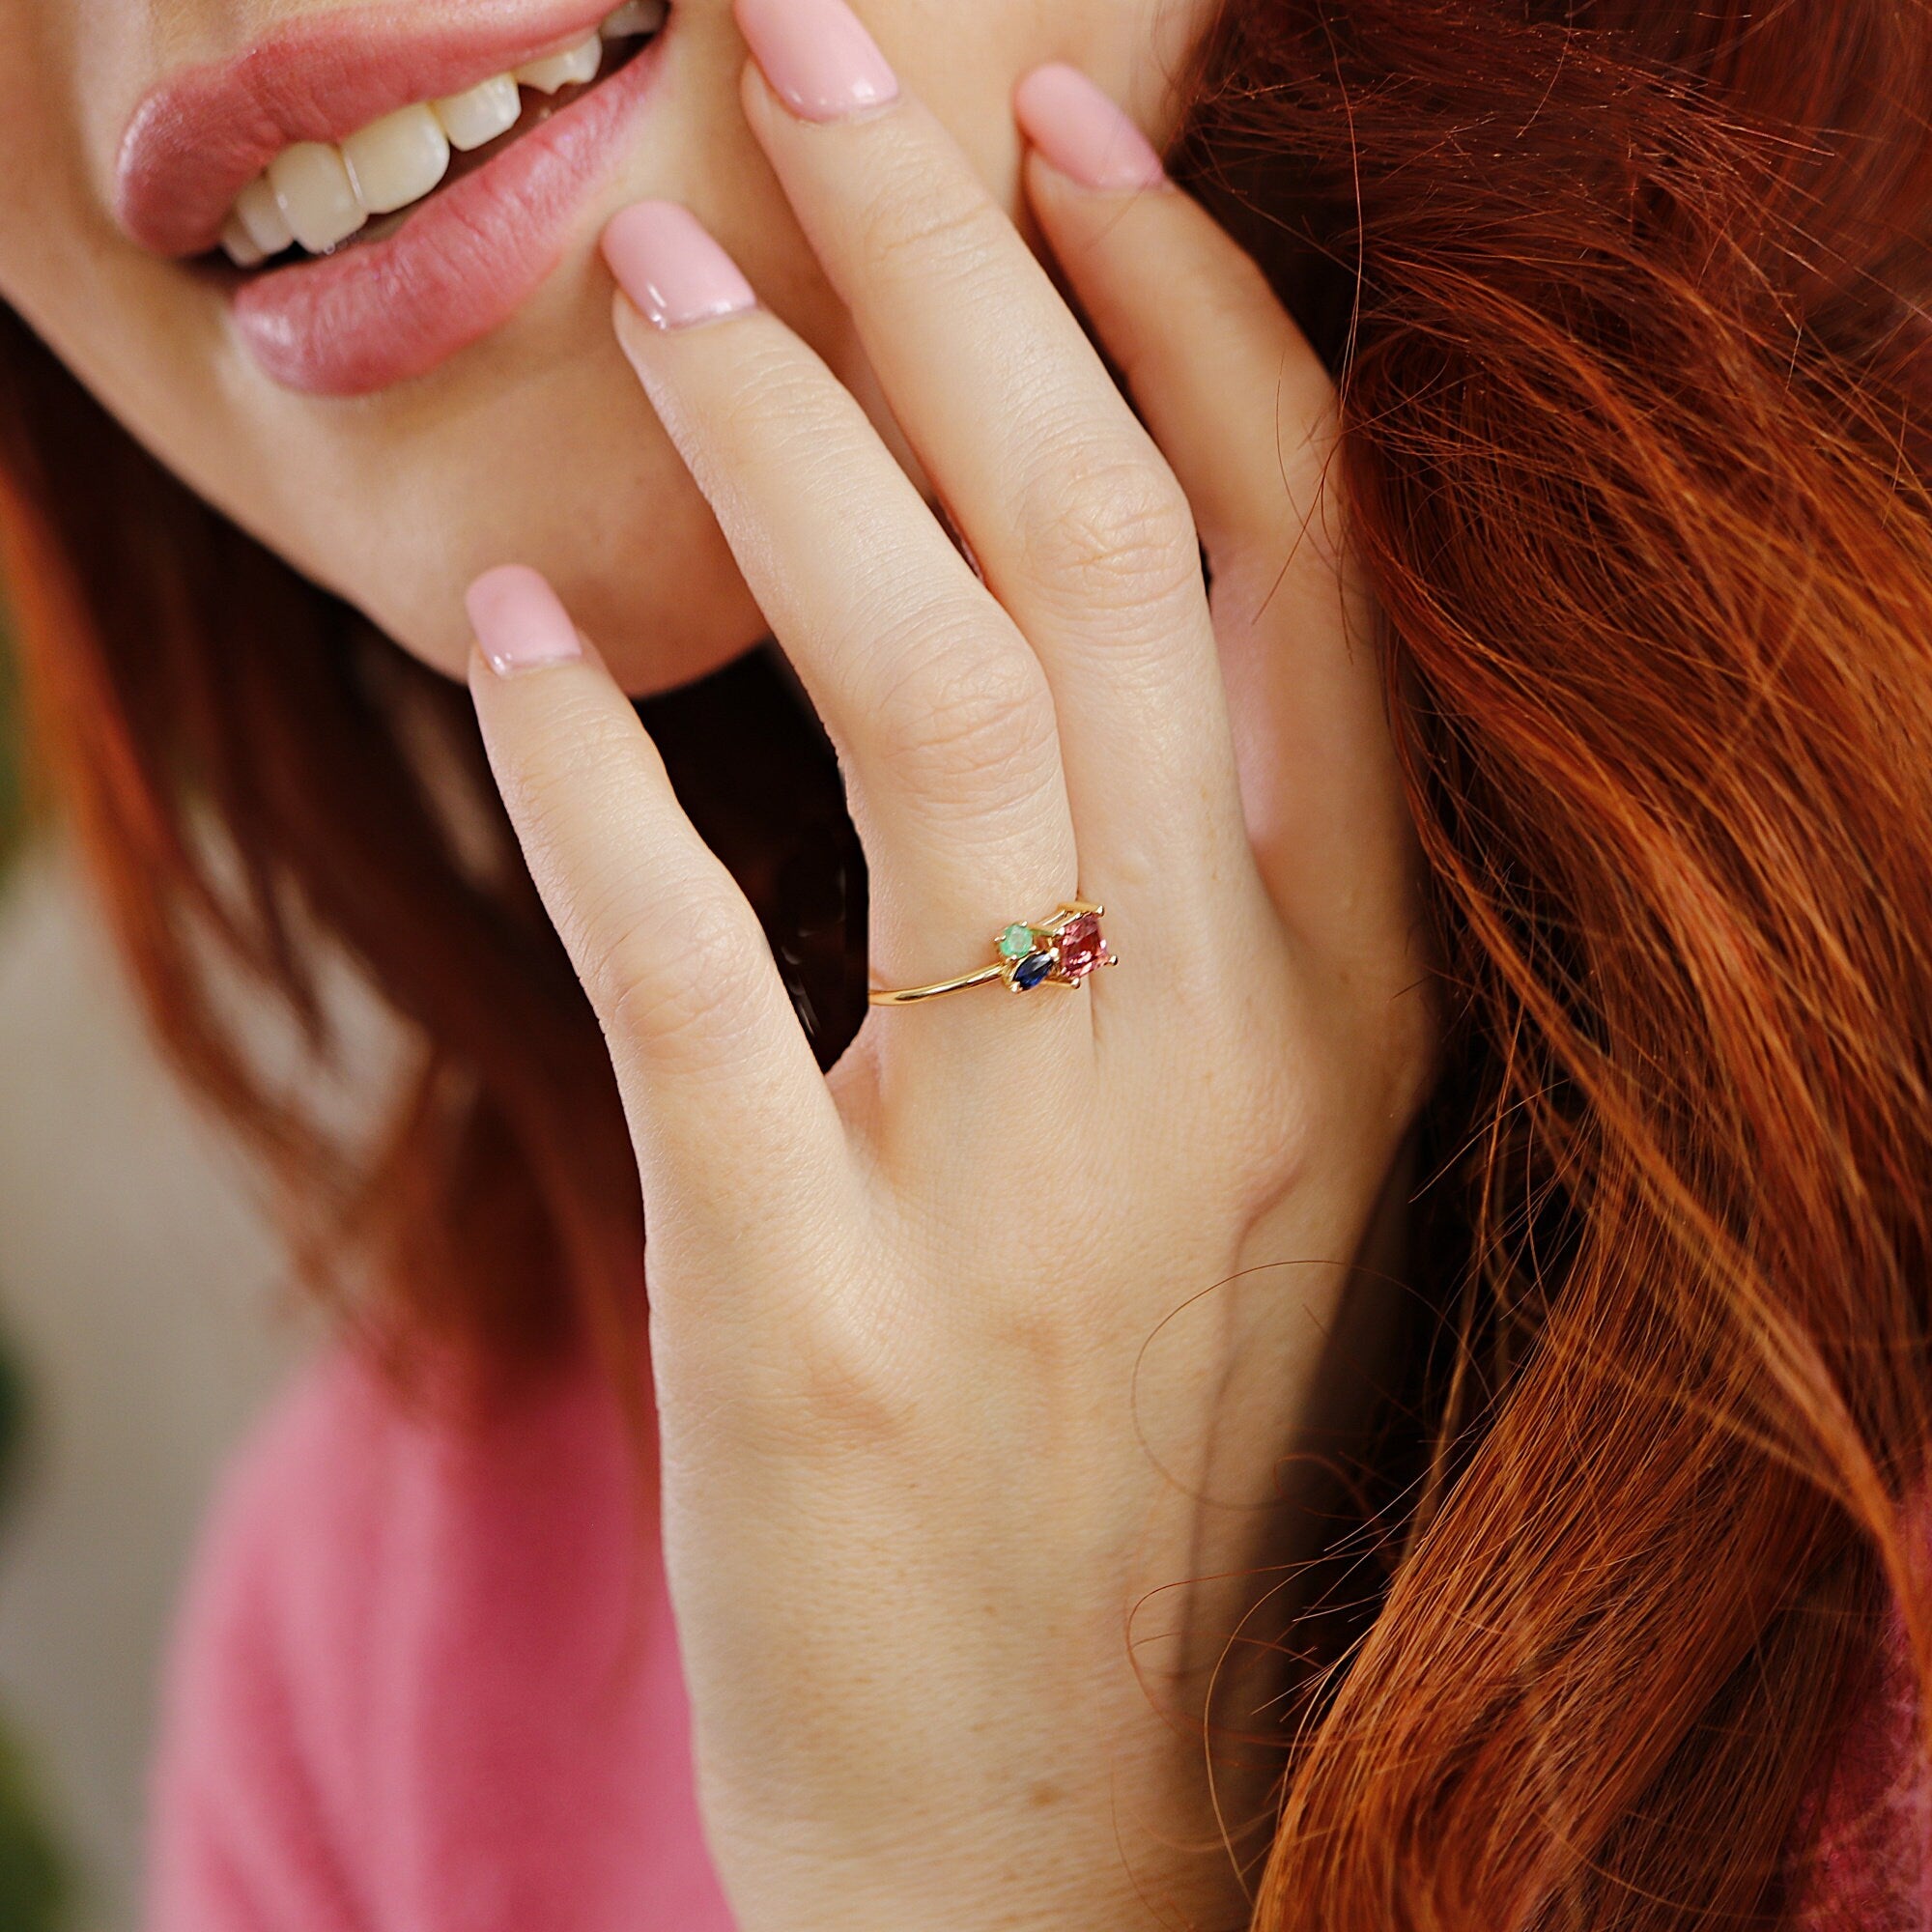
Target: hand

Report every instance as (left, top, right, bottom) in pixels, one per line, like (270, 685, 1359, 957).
(464, 12, 1431, 1929)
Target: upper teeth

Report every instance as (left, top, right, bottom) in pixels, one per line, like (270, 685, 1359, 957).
(218, 2, 666, 266)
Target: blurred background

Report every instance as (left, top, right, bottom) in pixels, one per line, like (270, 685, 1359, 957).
(0, 609, 308, 1930)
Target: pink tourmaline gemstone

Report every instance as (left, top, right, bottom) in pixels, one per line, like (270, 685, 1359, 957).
(1056, 912, 1106, 981)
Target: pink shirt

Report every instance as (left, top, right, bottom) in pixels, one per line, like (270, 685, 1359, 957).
(145, 1351, 736, 1931)
(145, 1350, 1924, 1929)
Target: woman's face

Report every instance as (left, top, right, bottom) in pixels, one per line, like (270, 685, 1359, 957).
(0, 0, 1208, 694)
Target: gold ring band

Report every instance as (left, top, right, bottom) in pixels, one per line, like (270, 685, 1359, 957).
(867, 902, 1116, 1007)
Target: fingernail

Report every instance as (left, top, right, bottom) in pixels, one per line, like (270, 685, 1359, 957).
(735, 0, 899, 123)
(467, 565, 583, 676)
(1013, 64, 1167, 192)
(602, 201, 759, 330)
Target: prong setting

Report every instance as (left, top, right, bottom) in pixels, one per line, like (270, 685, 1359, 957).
(994, 903, 1115, 994)
(868, 902, 1115, 1007)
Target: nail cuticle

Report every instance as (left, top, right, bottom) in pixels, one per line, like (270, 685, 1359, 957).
(735, 0, 900, 126)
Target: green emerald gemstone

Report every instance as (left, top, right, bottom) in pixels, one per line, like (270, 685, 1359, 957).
(998, 923, 1037, 960)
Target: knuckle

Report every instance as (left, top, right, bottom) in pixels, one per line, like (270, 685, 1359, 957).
(756, 1292, 924, 1458)
(981, 1292, 1089, 1398)
(500, 701, 645, 825)
(707, 334, 840, 465)
(855, 167, 1006, 291)
(1020, 445, 1202, 613)
(596, 895, 768, 1066)
(796, 1336, 918, 1452)
(875, 637, 1059, 803)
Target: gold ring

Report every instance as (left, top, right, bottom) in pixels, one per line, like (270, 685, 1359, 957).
(867, 902, 1117, 1007)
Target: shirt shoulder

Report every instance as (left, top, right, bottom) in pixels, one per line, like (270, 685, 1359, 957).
(1791, 1501, 1932, 1930)
(145, 1347, 731, 1932)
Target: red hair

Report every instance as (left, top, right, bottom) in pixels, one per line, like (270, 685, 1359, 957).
(4, 0, 1932, 1919)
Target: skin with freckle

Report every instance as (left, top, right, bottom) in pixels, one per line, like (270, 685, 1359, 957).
(7, 0, 1928, 1925)
(0, 0, 1209, 694)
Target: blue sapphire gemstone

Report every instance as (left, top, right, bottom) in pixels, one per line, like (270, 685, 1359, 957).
(1012, 952, 1054, 991)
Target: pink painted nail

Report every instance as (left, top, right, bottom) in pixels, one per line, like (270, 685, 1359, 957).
(735, 0, 900, 122)
(1013, 64, 1167, 192)
(467, 565, 583, 676)
(602, 201, 759, 331)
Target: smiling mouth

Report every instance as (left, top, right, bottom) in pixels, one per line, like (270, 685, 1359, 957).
(215, 0, 668, 270)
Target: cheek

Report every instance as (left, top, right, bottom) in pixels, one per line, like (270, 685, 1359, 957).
(888, 4, 1034, 217)
(0, 0, 156, 310)
(0, 2, 218, 487)
(858, 0, 1194, 234)
(0, 50, 92, 327)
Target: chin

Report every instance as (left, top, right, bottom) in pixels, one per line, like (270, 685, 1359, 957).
(566, 547, 772, 697)
(352, 472, 771, 698)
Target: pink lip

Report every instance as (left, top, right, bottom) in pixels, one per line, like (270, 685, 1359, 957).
(116, 0, 669, 397)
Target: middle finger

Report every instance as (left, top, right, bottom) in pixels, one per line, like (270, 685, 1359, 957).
(731, 0, 1255, 911)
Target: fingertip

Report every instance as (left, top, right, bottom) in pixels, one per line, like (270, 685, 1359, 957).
(601, 200, 759, 333)
(735, 47, 779, 132)
(1013, 63, 1168, 195)
(464, 638, 493, 693)
(1016, 141, 1093, 226)
(465, 565, 585, 678)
